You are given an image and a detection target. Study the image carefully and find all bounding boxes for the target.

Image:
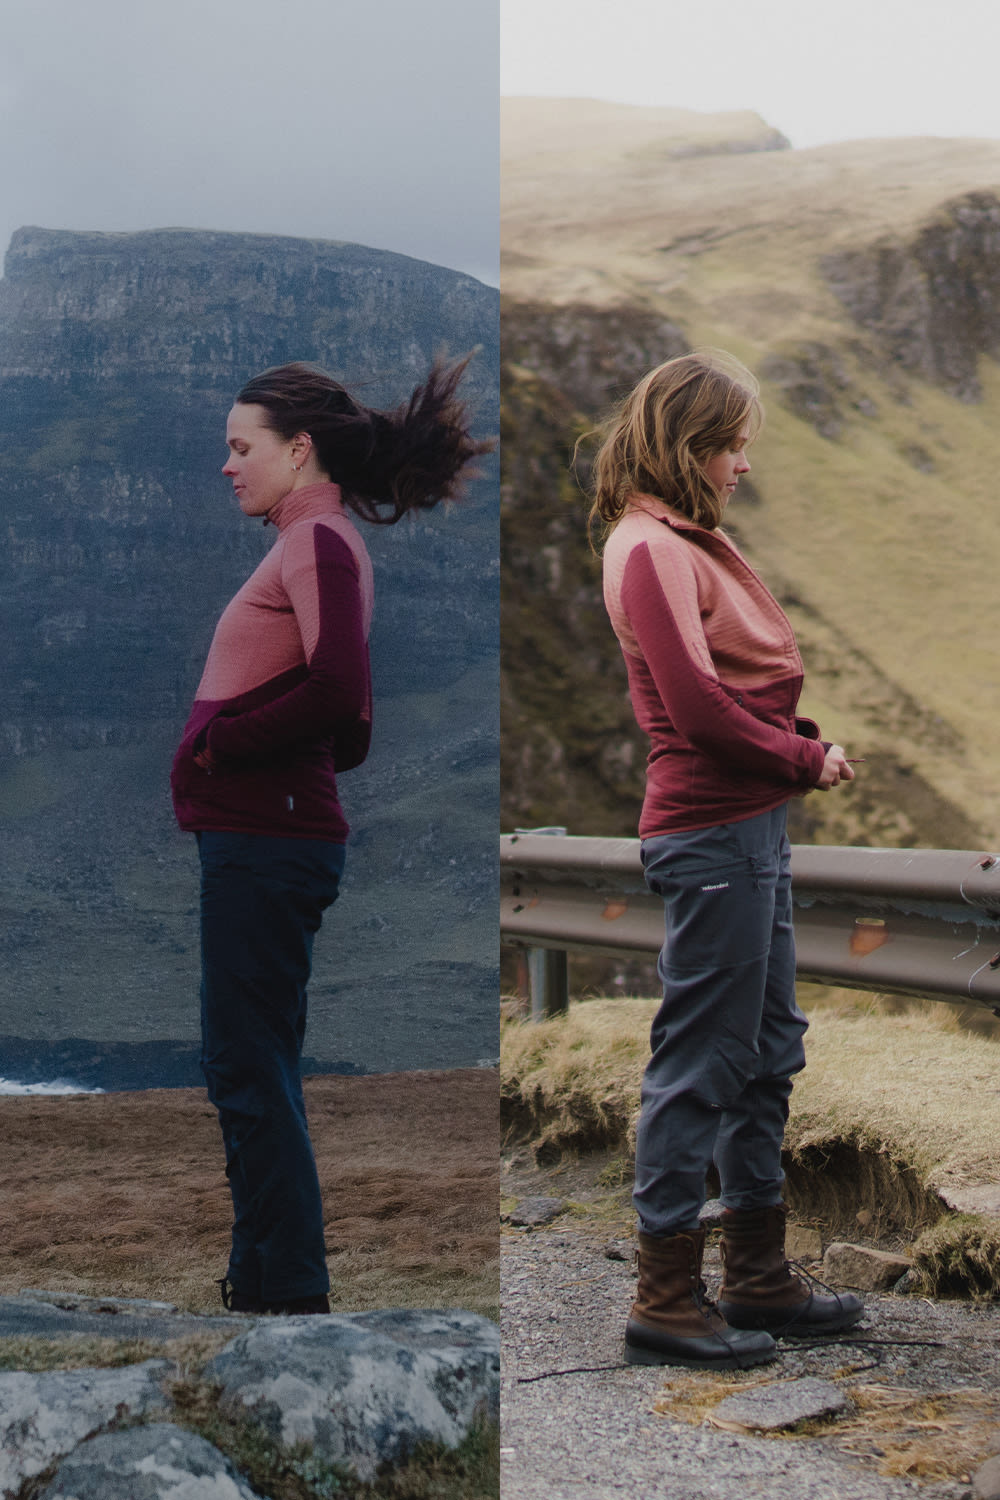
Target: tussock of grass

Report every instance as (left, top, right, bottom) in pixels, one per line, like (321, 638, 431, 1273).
(502, 990, 1000, 1292)
(501, 998, 650, 1155)
(912, 1216, 1000, 1298)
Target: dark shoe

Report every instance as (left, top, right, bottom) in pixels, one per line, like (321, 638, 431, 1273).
(624, 1227, 777, 1370)
(217, 1277, 264, 1314)
(262, 1293, 331, 1316)
(718, 1203, 863, 1337)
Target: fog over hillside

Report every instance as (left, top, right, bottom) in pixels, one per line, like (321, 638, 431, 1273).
(501, 98, 1000, 855)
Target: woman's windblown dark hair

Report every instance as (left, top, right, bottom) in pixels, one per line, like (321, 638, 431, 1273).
(236, 355, 493, 524)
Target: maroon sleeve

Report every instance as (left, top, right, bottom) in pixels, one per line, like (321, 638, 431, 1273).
(621, 546, 826, 787)
(206, 525, 369, 762)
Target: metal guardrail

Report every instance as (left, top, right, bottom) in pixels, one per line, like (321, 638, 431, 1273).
(501, 831, 1000, 1019)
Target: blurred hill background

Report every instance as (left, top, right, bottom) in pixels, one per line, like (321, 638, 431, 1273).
(501, 97, 1000, 856)
(0, 226, 499, 1087)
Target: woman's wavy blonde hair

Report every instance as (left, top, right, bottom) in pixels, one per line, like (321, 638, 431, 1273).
(586, 348, 762, 545)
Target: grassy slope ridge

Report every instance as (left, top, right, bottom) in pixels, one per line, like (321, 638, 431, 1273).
(502, 994, 1000, 1189)
(501, 97, 1000, 849)
(502, 995, 1000, 1291)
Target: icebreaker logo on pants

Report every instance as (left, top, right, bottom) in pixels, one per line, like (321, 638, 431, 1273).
(700, 881, 730, 892)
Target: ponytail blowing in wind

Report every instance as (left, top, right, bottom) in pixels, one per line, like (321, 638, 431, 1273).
(236, 354, 493, 524)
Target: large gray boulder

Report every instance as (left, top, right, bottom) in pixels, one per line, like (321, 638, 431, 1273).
(206, 1307, 500, 1481)
(37, 1423, 265, 1499)
(0, 1360, 170, 1497)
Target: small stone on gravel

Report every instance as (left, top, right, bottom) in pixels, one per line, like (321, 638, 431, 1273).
(508, 1197, 564, 1227)
(712, 1377, 849, 1432)
(974, 1454, 1000, 1500)
(697, 1198, 725, 1230)
(823, 1241, 914, 1290)
(786, 1223, 824, 1261)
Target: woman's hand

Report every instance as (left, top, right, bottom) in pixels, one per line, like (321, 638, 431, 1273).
(815, 744, 855, 791)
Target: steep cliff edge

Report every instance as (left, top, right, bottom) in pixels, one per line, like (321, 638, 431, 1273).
(0, 227, 499, 1080)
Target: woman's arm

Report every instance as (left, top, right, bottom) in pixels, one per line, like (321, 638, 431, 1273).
(621, 540, 827, 787)
(202, 524, 369, 764)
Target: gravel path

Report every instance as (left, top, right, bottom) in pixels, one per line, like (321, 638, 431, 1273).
(501, 1220, 1000, 1500)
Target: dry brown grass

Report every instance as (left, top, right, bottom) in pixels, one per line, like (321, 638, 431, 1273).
(650, 1368, 1000, 1483)
(0, 1328, 234, 1374)
(502, 990, 1000, 1285)
(502, 989, 1000, 1184)
(0, 1070, 499, 1321)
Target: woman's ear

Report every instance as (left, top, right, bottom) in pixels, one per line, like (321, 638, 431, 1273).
(290, 431, 313, 468)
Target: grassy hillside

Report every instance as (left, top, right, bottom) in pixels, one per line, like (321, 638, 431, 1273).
(501, 98, 1000, 849)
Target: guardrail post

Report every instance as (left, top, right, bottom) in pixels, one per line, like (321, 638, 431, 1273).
(514, 827, 570, 1021)
(527, 947, 569, 1021)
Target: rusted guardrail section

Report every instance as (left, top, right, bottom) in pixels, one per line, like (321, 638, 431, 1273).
(500, 832, 1000, 1018)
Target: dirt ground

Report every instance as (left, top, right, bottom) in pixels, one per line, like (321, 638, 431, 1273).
(0, 1069, 499, 1319)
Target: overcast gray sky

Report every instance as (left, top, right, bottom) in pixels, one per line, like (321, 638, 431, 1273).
(502, 0, 1000, 149)
(1, 0, 498, 285)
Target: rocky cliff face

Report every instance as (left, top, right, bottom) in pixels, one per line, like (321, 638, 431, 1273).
(0, 227, 499, 1080)
(822, 191, 1000, 402)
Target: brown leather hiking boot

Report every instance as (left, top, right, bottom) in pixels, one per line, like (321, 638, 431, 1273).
(624, 1226, 776, 1369)
(718, 1203, 863, 1337)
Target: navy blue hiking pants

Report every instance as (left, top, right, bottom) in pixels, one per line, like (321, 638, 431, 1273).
(634, 804, 807, 1237)
(197, 831, 345, 1303)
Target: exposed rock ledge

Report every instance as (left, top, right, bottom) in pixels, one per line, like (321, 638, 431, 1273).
(0, 1293, 499, 1498)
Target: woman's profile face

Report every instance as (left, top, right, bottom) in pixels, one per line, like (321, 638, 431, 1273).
(703, 429, 751, 509)
(222, 403, 298, 518)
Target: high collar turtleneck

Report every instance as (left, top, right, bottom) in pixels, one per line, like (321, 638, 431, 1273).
(266, 482, 347, 531)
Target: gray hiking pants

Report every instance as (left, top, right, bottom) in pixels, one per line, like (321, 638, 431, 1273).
(633, 804, 807, 1236)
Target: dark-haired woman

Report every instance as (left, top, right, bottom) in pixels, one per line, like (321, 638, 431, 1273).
(592, 349, 863, 1369)
(171, 358, 489, 1314)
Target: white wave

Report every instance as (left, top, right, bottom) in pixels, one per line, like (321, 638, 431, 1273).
(0, 1078, 103, 1096)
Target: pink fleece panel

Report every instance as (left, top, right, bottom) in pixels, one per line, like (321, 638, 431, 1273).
(202, 519, 372, 763)
(170, 483, 374, 841)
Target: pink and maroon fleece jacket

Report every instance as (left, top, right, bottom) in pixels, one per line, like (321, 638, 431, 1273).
(602, 496, 827, 839)
(171, 483, 374, 843)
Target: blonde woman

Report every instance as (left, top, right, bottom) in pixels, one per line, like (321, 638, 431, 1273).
(593, 350, 862, 1369)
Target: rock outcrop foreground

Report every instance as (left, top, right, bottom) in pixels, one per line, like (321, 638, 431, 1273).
(0, 1296, 499, 1498)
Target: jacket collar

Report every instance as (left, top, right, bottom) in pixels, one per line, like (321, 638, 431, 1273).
(624, 492, 715, 534)
(266, 482, 347, 532)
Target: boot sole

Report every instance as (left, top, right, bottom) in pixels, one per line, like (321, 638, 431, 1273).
(718, 1303, 864, 1338)
(624, 1342, 776, 1370)
(624, 1326, 776, 1371)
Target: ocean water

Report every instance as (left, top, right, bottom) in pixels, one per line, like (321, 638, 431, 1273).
(0, 1077, 102, 1096)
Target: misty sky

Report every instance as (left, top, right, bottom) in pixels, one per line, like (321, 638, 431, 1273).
(502, 0, 1000, 150)
(1, 0, 498, 285)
